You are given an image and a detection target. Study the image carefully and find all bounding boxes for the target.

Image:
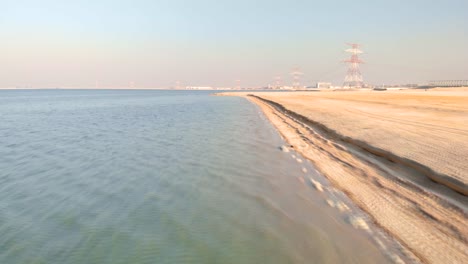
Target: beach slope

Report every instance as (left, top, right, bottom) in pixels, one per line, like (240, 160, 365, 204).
(218, 89, 468, 264)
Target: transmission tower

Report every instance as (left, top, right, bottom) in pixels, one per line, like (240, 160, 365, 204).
(235, 79, 241, 90)
(343, 43, 364, 88)
(291, 67, 303, 89)
(274, 76, 282, 89)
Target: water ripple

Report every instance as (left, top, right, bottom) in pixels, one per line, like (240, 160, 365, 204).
(0, 90, 392, 264)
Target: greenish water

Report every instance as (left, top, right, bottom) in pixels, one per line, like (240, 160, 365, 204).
(0, 90, 393, 263)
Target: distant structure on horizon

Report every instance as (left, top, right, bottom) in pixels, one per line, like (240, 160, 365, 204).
(427, 80, 468, 87)
(316, 82, 332, 89)
(235, 79, 241, 90)
(343, 43, 364, 88)
(274, 76, 282, 89)
(291, 67, 304, 89)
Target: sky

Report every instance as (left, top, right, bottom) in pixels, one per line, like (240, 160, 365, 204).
(1, 0, 467, 88)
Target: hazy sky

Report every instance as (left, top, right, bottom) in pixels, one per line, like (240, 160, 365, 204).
(1, 0, 467, 88)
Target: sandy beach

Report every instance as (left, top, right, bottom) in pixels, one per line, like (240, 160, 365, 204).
(218, 88, 468, 264)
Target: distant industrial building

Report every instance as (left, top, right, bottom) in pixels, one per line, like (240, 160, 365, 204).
(316, 82, 332, 89)
(185, 86, 214, 90)
(428, 80, 468, 87)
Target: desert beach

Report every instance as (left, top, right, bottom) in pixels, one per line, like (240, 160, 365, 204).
(218, 88, 468, 264)
(2, 0, 467, 263)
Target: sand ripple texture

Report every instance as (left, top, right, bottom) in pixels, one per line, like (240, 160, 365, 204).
(253, 90, 468, 195)
(232, 90, 468, 264)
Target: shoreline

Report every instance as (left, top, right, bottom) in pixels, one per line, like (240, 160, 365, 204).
(218, 91, 468, 264)
(251, 95, 468, 198)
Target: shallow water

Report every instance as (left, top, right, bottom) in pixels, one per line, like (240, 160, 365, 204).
(0, 90, 393, 263)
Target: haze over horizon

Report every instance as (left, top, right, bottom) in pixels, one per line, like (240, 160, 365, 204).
(1, 0, 467, 88)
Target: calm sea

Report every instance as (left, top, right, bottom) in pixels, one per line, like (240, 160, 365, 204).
(0, 90, 393, 263)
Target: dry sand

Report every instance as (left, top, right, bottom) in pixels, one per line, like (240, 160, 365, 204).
(218, 89, 468, 264)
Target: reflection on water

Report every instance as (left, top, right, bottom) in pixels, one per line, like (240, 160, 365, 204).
(0, 90, 391, 263)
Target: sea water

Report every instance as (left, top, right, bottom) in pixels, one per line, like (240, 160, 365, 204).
(0, 90, 392, 263)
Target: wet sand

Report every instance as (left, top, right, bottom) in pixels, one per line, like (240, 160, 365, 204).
(217, 88, 468, 264)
